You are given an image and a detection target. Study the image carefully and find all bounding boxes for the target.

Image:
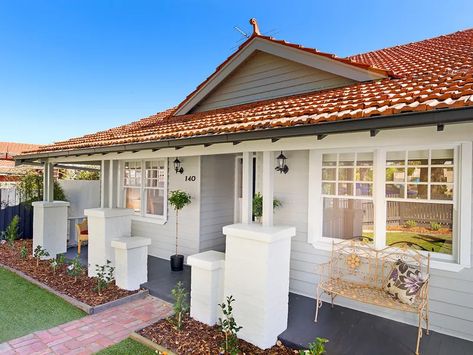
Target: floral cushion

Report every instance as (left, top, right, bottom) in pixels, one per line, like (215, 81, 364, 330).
(384, 260, 427, 305)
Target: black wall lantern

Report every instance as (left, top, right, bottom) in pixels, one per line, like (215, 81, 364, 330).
(173, 157, 184, 174)
(275, 151, 289, 174)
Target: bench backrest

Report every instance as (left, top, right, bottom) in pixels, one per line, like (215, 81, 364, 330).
(328, 239, 430, 290)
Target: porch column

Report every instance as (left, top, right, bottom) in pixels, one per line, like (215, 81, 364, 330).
(241, 152, 253, 224)
(43, 162, 54, 202)
(109, 160, 119, 208)
(100, 160, 110, 208)
(262, 151, 274, 227)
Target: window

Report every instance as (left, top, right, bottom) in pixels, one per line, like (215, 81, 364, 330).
(123, 160, 167, 218)
(321, 152, 374, 241)
(385, 149, 454, 255)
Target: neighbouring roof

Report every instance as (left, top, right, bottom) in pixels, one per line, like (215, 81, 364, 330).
(0, 142, 42, 178)
(22, 28, 473, 157)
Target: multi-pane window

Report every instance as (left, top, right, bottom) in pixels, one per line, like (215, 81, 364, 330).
(385, 149, 454, 255)
(321, 152, 374, 240)
(123, 160, 167, 218)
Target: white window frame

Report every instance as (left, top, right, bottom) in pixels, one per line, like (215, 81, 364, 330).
(308, 143, 472, 271)
(120, 159, 168, 223)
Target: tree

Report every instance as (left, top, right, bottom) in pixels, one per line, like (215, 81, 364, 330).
(17, 170, 67, 205)
(168, 190, 191, 255)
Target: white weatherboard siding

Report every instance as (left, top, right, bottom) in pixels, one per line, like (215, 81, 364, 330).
(270, 148, 473, 342)
(199, 154, 235, 252)
(131, 156, 201, 262)
(192, 51, 355, 113)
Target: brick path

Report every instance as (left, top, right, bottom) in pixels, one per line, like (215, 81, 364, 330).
(0, 295, 172, 355)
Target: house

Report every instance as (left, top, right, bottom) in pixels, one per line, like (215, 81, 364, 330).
(17, 21, 473, 349)
(0, 142, 42, 185)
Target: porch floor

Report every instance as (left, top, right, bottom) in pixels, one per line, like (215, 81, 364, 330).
(279, 293, 473, 355)
(65, 245, 88, 266)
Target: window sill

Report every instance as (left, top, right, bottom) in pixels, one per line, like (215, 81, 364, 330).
(310, 240, 468, 272)
(131, 215, 167, 225)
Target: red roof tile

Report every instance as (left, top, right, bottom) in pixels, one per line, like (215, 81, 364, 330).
(23, 29, 473, 155)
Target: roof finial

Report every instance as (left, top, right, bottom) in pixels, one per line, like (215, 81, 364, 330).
(249, 18, 261, 36)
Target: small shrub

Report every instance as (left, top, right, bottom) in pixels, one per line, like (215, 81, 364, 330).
(430, 221, 442, 231)
(50, 259, 58, 274)
(299, 337, 329, 355)
(405, 220, 417, 229)
(170, 281, 189, 331)
(67, 256, 83, 282)
(19, 242, 28, 259)
(33, 245, 50, 266)
(218, 295, 242, 355)
(94, 260, 115, 295)
(1, 215, 20, 247)
(56, 254, 66, 266)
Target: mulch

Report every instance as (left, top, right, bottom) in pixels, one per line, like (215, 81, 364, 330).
(139, 316, 297, 355)
(0, 239, 136, 306)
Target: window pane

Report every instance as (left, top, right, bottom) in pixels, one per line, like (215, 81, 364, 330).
(338, 168, 354, 181)
(338, 183, 353, 196)
(386, 201, 452, 254)
(322, 154, 337, 166)
(356, 183, 372, 197)
(408, 150, 429, 165)
(322, 168, 336, 181)
(386, 184, 405, 198)
(387, 151, 405, 166)
(125, 188, 141, 212)
(431, 167, 453, 183)
(323, 198, 374, 241)
(356, 167, 373, 181)
(431, 185, 453, 200)
(158, 169, 166, 188)
(408, 167, 428, 182)
(386, 168, 405, 182)
(431, 149, 454, 165)
(322, 182, 336, 195)
(339, 153, 355, 166)
(146, 189, 164, 216)
(356, 152, 373, 166)
(407, 184, 428, 199)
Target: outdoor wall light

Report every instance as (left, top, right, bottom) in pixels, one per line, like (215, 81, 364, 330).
(275, 151, 289, 174)
(173, 158, 184, 174)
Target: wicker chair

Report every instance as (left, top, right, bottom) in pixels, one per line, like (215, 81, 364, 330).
(75, 218, 88, 255)
(315, 239, 430, 355)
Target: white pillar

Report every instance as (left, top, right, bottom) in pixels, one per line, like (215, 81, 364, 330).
(188, 251, 225, 325)
(262, 151, 274, 227)
(100, 160, 110, 208)
(111, 237, 151, 290)
(84, 208, 133, 276)
(43, 162, 54, 202)
(222, 223, 296, 349)
(241, 152, 253, 224)
(32, 201, 70, 258)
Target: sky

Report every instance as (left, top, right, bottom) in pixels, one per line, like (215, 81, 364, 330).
(0, 0, 472, 145)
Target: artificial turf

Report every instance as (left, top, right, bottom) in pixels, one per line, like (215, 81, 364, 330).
(0, 267, 85, 342)
(96, 338, 156, 355)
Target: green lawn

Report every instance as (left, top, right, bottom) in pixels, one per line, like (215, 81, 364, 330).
(0, 267, 85, 342)
(363, 232, 452, 254)
(96, 338, 155, 355)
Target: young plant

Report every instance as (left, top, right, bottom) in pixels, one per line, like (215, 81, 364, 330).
(252, 192, 282, 220)
(430, 221, 442, 231)
(67, 256, 83, 282)
(405, 220, 417, 229)
(168, 190, 192, 256)
(94, 260, 115, 295)
(170, 281, 189, 331)
(299, 337, 329, 355)
(19, 241, 28, 259)
(50, 259, 58, 274)
(2, 215, 20, 247)
(33, 245, 50, 266)
(218, 295, 242, 355)
(56, 254, 66, 267)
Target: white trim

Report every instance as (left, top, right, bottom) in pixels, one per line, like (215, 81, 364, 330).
(174, 37, 387, 115)
(458, 142, 472, 267)
(262, 151, 274, 227)
(241, 152, 253, 224)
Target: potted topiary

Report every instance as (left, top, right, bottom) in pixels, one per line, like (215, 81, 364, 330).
(168, 190, 192, 271)
(252, 192, 282, 223)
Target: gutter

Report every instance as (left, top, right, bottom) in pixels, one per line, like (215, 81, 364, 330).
(15, 106, 473, 163)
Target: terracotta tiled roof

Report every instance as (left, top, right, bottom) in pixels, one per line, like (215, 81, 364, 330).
(0, 142, 42, 157)
(24, 29, 473, 155)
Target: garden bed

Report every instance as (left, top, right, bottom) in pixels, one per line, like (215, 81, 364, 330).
(0, 240, 138, 307)
(138, 316, 297, 355)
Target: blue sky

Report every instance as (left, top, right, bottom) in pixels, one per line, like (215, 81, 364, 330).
(0, 0, 472, 144)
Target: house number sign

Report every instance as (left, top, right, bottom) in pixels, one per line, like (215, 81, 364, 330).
(185, 175, 196, 182)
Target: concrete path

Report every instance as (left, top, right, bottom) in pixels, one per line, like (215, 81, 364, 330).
(0, 295, 172, 354)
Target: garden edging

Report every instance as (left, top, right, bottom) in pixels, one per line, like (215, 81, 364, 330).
(0, 262, 148, 314)
(129, 332, 177, 355)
